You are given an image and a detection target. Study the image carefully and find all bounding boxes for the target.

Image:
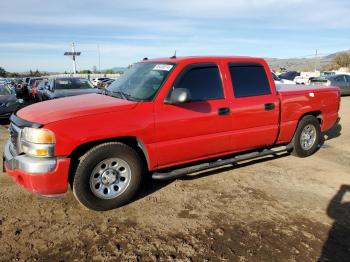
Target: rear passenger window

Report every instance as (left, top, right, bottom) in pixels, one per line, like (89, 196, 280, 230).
(229, 64, 271, 98)
(174, 65, 224, 101)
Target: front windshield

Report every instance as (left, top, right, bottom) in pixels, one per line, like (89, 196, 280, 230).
(0, 85, 12, 95)
(55, 78, 95, 90)
(107, 62, 175, 101)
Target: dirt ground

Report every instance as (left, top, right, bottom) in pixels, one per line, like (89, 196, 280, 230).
(0, 97, 349, 262)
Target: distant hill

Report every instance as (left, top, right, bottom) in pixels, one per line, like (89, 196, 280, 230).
(266, 49, 350, 72)
(104, 50, 350, 73)
(110, 67, 127, 73)
(324, 49, 350, 59)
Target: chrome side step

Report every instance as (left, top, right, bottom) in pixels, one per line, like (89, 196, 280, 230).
(152, 145, 292, 180)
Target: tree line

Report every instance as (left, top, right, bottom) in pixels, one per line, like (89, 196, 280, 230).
(0, 67, 44, 78)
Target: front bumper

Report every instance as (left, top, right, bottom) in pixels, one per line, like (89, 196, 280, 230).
(3, 140, 71, 196)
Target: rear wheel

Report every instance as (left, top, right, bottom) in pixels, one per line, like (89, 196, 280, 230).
(291, 115, 321, 157)
(72, 142, 143, 211)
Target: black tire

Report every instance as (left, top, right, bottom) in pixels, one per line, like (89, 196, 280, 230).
(290, 115, 321, 157)
(72, 142, 144, 211)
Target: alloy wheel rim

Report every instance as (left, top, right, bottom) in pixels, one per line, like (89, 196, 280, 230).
(300, 124, 317, 150)
(89, 158, 131, 199)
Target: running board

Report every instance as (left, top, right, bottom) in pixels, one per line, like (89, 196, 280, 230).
(152, 145, 292, 180)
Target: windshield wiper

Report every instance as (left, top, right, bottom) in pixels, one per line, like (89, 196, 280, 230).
(119, 91, 141, 101)
(103, 89, 124, 99)
(103, 89, 142, 101)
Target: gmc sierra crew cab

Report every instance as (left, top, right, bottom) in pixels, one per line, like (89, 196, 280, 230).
(3, 56, 340, 211)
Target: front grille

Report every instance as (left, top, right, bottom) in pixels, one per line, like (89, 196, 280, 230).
(9, 123, 21, 155)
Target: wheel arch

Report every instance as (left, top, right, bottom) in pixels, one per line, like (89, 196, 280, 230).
(299, 110, 323, 125)
(289, 110, 322, 145)
(67, 136, 150, 186)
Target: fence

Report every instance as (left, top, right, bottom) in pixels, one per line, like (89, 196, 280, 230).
(43, 73, 123, 79)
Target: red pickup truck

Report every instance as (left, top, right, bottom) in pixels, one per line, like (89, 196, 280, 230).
(3, 57, 340, 211)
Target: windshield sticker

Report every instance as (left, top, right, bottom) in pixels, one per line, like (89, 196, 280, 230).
(153, 64, 173, 71)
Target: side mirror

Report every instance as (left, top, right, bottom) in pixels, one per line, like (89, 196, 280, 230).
(165, 88, 191, 104)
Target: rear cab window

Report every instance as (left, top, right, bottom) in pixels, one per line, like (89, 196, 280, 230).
(171, 63, 224, 101)
(228, 62, 271, 98)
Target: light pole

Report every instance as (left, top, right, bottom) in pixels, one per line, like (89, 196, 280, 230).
(64, 42, 81, 75)
(98, 44, 101, 73)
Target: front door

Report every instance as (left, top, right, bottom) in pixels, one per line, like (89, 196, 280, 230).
(154, 63, 232, 168)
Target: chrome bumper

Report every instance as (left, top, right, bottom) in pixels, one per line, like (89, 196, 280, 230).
(3, 140, 57, 174)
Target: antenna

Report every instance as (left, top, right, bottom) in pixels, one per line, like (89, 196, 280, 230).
(170, 50, 177, 59)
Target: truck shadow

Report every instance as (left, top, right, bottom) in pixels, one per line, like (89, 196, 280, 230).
(134, 152, 290, 202)
(318, 185, 350, 262)
(322, 123, 342, 141)
(318, 123, 342, 150)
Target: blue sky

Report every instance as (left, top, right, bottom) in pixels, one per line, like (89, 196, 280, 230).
(1, 0, 350, 72)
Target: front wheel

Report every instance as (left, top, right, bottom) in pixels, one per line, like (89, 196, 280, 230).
(290, 115, 321, 157)
(72, 142, 143, 211)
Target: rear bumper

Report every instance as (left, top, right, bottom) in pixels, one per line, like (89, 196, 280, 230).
(3, 140, 70, 196)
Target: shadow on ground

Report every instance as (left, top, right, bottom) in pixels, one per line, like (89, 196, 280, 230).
(133, 152, 290, 203)
(323, 123, 342, 141)
(319, 185, 350, 262)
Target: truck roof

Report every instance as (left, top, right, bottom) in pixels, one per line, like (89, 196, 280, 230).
(143, 56, 267, 64)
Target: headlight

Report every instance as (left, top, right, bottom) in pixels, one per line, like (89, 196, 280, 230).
(21, 128, 55, 157)
(22, 127, 55, 144)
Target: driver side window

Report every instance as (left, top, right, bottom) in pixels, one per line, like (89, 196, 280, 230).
(173, 64, 224, 102)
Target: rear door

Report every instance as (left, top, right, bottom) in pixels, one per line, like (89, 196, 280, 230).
(154, 63, 232, 168)
(226, 62, 280, 151)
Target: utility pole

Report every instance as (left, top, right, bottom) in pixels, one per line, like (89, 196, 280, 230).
(98, 44, 101, 73)
(314, 49, 318, 72)
(64, 42, 81, 75)
(72, 43, 77, 74)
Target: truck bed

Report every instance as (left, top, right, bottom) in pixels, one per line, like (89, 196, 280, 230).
(275, 84, 340, 144)
(276, 84, 337, 94)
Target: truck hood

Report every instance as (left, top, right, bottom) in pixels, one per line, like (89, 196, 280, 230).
(16, 93, 138, 125)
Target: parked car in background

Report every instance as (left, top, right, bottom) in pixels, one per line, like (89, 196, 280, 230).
(310, 74, 350, 95)
(41, 77, 100, 100)
(0, 84, 24, 118)
(97, 78, 115, 89)
(14, 79, 26, 96)
(279, 71, 300, 81)
(272, 72, 295, 85)
(92, 77, 110, 87)
(102, 79, 115, 88)
(26, 77, 44, 98)
(35, 79, 49, 102)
